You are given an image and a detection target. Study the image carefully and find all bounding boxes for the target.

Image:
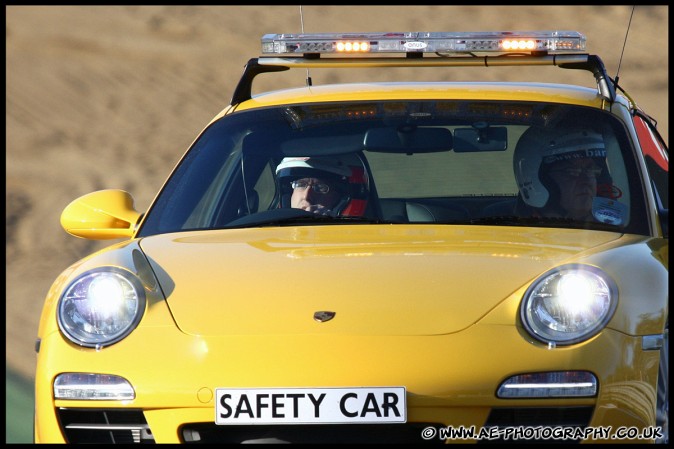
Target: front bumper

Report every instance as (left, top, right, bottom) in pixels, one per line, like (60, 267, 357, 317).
(35, 323, 660, 443)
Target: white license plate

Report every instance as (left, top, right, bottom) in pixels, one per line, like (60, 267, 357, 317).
(215, 387, 406, 425)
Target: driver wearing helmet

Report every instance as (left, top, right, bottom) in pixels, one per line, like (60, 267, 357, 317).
(275, 154, 370, 217)
(514, 127, 611, 222)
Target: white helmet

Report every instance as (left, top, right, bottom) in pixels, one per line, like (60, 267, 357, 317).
(276, 155, 356, 179)
(275, 153, 370, 216)
(514, 127, 607, 208)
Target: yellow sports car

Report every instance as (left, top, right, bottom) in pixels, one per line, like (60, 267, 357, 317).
(35, 31, 668, 443)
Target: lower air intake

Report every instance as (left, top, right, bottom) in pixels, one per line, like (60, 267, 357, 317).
(479, 406, 594, 444)
(180, 422, 445, 444)
(57, 408, 155, 444)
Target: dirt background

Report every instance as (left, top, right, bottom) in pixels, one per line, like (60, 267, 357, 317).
(6, 6, 668, 382)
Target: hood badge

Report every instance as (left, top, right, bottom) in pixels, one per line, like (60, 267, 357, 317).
(314, 311, 336, 322)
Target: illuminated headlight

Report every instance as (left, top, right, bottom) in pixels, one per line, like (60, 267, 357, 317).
(520, 264, 617, 345)
(58, 268, 146, 348)
(54, 373, 135, 400)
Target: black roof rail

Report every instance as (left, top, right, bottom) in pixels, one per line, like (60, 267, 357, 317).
(230, 58, 289, 106)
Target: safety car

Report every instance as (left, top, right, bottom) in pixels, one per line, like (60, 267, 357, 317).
(35, 30, 668, 443)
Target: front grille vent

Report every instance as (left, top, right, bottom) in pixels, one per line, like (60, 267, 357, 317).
(180, 422, 445, 444)
(480, 406, 594, 444)
(57, 408, 155, 444)
(55, 407, 594, 443)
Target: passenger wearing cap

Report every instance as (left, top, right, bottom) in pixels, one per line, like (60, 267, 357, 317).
(514, 127, 610, 222)
(275, 154, 369, 217)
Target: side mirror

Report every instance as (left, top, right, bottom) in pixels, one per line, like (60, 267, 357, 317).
(60, 189, 141, 240)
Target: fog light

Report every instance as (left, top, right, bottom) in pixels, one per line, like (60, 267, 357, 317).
(54, 373, 135, 400)
(497, 371, 597, 398)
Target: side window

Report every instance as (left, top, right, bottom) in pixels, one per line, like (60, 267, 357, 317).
(634, 114, 669, 210)
(254, 162, 277, 211)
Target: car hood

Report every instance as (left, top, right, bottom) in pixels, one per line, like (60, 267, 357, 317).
(139, 225, 621, 336)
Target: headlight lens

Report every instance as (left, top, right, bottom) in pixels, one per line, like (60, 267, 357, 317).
(58, 268, 146, 348)
(521, 264, 617, 345)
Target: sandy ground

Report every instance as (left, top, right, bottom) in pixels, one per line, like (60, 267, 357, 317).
(6, 5, 668, 382)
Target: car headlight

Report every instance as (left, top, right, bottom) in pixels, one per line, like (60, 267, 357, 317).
(520, 264, 618, 346)
(57, 268, 146, 348)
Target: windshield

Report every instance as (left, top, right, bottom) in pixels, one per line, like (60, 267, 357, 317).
(137, 100, 648, 237)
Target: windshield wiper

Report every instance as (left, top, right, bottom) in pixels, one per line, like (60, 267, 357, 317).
(255, 215, 384, 227)
(467, 215, 622, 231)
(225, 209, 387, 228)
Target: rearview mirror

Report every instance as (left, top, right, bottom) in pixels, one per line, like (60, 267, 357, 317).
(453, 127, 508, 152)
(363, 126, 453, 153)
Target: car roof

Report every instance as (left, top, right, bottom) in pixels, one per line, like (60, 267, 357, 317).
(233, 82, 607, 111)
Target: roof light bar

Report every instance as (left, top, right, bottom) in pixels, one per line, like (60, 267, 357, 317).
(261, 31, 586, 55)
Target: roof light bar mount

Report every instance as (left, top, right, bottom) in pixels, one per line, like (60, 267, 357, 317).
(230, 54, 616, 106)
